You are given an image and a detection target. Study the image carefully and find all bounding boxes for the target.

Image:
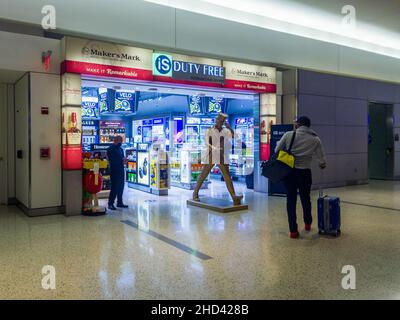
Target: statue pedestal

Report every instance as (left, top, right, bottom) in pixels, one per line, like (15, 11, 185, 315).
(187, 197, 248, 213)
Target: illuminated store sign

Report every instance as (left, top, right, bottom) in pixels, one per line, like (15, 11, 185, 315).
(62, 37, 276, 93)
(153, 53, 225, 84)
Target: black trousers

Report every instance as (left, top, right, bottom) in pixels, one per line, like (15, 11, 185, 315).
(108, 172, 125, 206)
(283, 169, 312, 233)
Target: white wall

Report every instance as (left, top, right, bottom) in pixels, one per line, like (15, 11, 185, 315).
(15, 74, 30, 207)
(30, 72, 61, 209)
(14, 72, 62, 209)
(7, 84, 15, 200)
(0, 84, 7, 204)
(0, 31, 60, 74)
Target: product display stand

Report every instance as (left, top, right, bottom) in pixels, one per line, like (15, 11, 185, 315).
(149, 145, 169, 195)
(187, 197, 248, 213)
(127, 143, 169, 195)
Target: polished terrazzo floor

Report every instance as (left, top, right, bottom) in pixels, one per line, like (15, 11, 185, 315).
(0, 179, 400, 299)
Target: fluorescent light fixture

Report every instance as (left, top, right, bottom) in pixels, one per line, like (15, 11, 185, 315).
(144, 0, 400, 59)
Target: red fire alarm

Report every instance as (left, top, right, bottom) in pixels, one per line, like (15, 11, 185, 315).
(41, 107, 49, 115)
(42, 50, 52, 72)
(40, 147, 51, 160)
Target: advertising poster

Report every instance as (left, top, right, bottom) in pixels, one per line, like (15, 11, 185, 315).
(260, 116, 276, 160)
(188, 95, 204, 115)
(99, 87, 110, 114)
(132, 120, 142, 143)
(63, 107, 82, 146)
(165, 117, 170, 150)
(62, 106, 82, 170)
(173, 117, 184, 144)
(82, 96, 99, 119)
(115, 90, 136, 113)
(260, 116, 276, 144)
(207, 97, 225, 114)
(137, 150, 150, 186)
(260, 93, 277, 116)
(269, 124, 295, 195)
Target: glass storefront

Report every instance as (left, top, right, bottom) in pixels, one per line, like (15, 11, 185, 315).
(79, 78, 259, 196)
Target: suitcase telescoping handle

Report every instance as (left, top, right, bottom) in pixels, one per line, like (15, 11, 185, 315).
(319, 168, 324, 198)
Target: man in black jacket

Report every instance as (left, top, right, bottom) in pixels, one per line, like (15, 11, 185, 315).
(107, 136, 129, 210)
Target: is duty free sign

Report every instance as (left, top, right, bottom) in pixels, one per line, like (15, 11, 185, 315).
(153, 53, 225, 84)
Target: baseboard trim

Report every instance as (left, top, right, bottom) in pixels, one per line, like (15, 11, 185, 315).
(7, 197, 18, 205)
(16, 201, 65, 217)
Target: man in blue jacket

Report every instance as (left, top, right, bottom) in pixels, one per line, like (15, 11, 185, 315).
(107, 136, 129, 210)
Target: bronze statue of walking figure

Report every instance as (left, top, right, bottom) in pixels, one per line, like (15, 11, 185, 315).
(192, 113, 243, 205)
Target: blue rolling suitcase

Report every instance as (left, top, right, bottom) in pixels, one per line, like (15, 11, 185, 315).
(317, 187, 341, 237)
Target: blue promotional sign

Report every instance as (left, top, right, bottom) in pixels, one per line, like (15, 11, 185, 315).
(115, 90, 136, 113)
(269, 124, 294, 196)
(142, 119, 153, 126)
(207, 97, 225, 114)
(153, 118, 164, 125)
(188, 95, 204, 115)
(82, 87, 100, 118)
(82, 100, 99, 118)
(98, 87, 111, 114)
